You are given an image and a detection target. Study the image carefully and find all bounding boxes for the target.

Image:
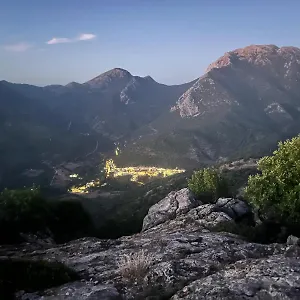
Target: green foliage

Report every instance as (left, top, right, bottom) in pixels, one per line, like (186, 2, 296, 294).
(245, 136, 300, 227)
(0, 258, 79, 299)
(0, 186, 51, 243)
(50, 200, 95, 243)
(188, 168, 229, 203)
(0, 186, 94, 244)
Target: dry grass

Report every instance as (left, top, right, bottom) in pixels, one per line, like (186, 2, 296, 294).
(117, 250, 154, 282)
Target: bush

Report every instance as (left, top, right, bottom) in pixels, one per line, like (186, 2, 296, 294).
(188, 168, 230, 203)
(117, 250, 154, 283)
(245, 136, 300, 228)
(0, 258, 79, 299)
(0, 186, 95, 244)
(49, 200, 95, 243)
(0, 186, 51, 243)
(210, 221, 285, 244)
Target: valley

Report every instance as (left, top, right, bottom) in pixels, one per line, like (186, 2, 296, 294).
(1, 44, 300, 194)
(68, 157, 185, 194)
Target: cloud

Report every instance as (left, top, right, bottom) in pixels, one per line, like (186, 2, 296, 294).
(46, 37, 71, 45)
(3, 42, 32, 52)
(46, 33, 96, 45)
(77, 33, 96, 41)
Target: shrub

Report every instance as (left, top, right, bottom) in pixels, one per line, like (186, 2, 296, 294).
(188, 168, 230, 203)
(210, 221, 283, 243)
(0, 257, 79, 298)
(0, 186, 95, 244)
(49, 200, 95, 243)
(245, 136, 300, 228)
(0, 186, 51, 243)
(117, 250, 154, 283)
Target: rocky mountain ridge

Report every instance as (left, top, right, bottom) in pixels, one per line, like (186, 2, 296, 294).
(117, 45, 300, 168)
(2, 44, 300, 190)
(4, 188, 300, 299)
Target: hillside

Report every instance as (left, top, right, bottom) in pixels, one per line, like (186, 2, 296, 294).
(2, 45, 300, 190)
(116, 45, 300, 167)
(0, 82, 113, 190)
(0, 71, 194, 190)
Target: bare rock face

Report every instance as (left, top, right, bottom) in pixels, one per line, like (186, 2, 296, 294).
(172, 45, 300, 119)
(172, 255, 300, 300)
(142, 190, 252, 232)
(4, 189, 299, 299)
(142, 188, 200, 231)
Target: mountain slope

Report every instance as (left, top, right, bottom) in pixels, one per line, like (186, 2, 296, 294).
(0, 71, 195, 190)
(116, 45, 300, 167)
(0, 82, 113, 190)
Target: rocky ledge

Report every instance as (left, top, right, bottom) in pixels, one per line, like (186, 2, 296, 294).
(3, 188, 300, 299)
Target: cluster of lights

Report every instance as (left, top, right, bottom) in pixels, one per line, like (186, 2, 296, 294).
(104, 159, 185, 185)
(68, 179, 101, 194)
(68, 149, 185, 194)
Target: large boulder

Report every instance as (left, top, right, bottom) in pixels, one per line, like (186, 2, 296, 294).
(214, 198, 252, 221)
(142, 188, 200, 231)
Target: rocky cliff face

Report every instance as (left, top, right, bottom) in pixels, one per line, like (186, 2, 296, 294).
(121, 45, 300, 167)
(5, 188, 300, 299)
(173, 45, 300, 119)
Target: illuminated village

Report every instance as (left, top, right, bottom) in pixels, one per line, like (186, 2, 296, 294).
(68, 147, 185, 194)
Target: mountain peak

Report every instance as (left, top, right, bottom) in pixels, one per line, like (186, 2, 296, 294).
(85, 68, 132, 88)
(206, 44, 300, 73)
(65, 81, 82, 88)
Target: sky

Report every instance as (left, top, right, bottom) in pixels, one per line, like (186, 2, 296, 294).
(1, 0, 300, 86)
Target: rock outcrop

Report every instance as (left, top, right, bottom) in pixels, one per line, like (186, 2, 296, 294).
(142, 188, 200, 231)
(2, 188, 299, 299)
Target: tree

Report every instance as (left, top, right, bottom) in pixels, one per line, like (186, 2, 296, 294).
(245, 136, 300, 226)
(188, 168, 229, 203)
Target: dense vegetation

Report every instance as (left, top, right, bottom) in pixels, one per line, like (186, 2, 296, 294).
(0, 258, 79, 299)
(245, 136, 300, 233)
(0, 186, 94, 244)
(188, 168, 230, 202)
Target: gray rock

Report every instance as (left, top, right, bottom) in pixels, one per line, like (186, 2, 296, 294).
(142, 188, 200, 231)
(171, 255, 300, 300)
(214, 198, 252, 220)
(6, 189, 299, 299)
(20, 282, 122, 300)
(287, 235, 300, 246)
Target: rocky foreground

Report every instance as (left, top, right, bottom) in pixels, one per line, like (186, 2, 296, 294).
(2, 188, 300, 299)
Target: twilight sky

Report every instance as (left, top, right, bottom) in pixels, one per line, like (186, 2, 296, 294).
(1, 0, 299, 86)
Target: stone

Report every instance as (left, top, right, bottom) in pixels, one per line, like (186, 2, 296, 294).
(19, 282, 122, 300)
(214, 198, 252, 221)
(142, 188, 200, 231)
(287, 235, 300, 246)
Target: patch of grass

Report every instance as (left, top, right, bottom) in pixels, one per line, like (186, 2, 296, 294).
(118, 250, 154, 283)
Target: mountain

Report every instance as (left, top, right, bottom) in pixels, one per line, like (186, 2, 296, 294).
(3, 45, 300, 190)
(0, 81, 113, 190)
(116, 45, 300, 167)
(0, 71, 195, 190)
